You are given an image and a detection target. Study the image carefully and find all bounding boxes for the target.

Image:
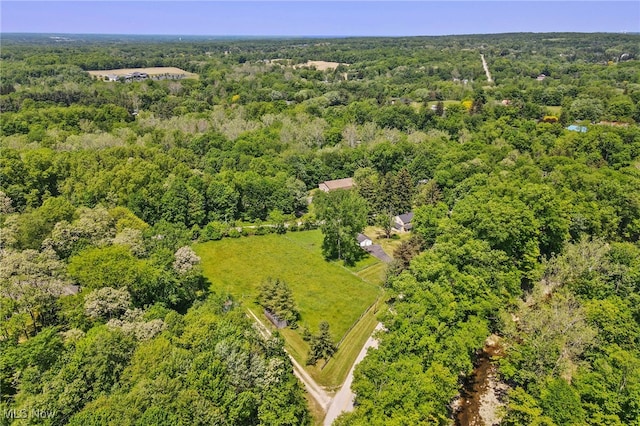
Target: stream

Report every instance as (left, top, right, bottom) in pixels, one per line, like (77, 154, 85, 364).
(454, 336, 507, 426)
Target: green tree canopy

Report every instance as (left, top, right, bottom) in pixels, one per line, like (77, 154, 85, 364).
(314, 189, 368, 265)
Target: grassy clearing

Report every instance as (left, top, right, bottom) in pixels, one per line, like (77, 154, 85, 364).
(364, 225, 412, 256)
(305, 392, 326, 426)
(545, 105, 562, 115)
(356, 263, 387, 285)
(281, 297, 381, 389)
(427, 100, 462, 109)
(315, 299, 381, 389)
(193, 230, 380, 347)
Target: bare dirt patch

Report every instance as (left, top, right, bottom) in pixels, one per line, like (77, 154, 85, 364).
(295, 60, 348, 71)
(87, 67, 198, 78)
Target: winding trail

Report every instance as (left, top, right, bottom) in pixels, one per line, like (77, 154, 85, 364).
(480, 54, 493, 83)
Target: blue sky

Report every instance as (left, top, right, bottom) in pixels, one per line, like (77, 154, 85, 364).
(2, 1, 639, 36)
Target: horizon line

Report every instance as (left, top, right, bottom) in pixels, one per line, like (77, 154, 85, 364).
(3, 30, 638, 38)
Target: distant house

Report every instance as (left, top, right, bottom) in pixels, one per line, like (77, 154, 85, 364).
(536, 74, 547, 81)
(124, 72, 149, 82)
(357, 233, 373, 247)
(566, 125, 588, 133)
(394, 212, 414, 232)
(318, 178, 355, 192)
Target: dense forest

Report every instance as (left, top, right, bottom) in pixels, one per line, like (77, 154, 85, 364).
(1, 32, 639, 425)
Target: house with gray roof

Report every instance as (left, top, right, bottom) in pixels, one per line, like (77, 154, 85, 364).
(394, 212, 414, 232)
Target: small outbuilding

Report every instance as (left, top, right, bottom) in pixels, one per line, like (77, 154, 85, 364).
(357, 233, 373, 247)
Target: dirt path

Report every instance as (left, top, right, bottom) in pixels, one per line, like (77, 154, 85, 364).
(323, 322, 383, 426)
(480, 54, 493, 83)
(247, 309, 332, 410)
(248, 309, 383, 424)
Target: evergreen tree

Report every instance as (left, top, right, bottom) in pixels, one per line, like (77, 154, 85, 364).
(306, 321, 336, 365)
(258, 278, 299, 326)
(394, 168, 414, 214)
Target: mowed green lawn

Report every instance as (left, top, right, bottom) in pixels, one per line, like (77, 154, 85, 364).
(193, 230, 380, 344)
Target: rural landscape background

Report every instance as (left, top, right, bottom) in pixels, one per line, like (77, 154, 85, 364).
(1, 1, 640, 425)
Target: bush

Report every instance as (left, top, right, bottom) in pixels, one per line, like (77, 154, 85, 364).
(254, 225, 272, 236)
(201, 221, 227, 241)
(288, 223, 300, 232)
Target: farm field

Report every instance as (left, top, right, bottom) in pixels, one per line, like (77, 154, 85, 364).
(193, 230, 382, 385)
(294, 60, 347, 70)
(87, 66, 198, 78)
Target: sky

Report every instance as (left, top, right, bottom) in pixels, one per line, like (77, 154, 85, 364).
(1, 1, 639, 37)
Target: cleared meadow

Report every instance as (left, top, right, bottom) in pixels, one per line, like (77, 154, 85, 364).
(193, 230, 382, 385)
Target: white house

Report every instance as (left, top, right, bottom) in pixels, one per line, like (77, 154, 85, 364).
(357, 233, 373, 247)
(394, 212, 414, 232)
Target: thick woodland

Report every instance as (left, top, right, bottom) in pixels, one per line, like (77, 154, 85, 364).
(1, 33, 639, 425)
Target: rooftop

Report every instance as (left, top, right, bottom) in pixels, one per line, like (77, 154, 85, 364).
(320, 177, 355, 191)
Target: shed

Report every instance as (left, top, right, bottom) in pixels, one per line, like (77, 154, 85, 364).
(357, 233, 373, 247)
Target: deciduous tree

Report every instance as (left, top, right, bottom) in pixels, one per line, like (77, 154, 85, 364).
(314, 189, 368, 265)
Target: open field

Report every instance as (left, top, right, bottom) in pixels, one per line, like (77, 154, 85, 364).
(87, 67, 198, 78)
(545, 105, 562, 115)
(193, 230, 380, 346)
(427, 100, 462, 108)
(294, 60, 347, 71)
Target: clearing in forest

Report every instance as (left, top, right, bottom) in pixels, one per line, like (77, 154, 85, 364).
(193, 230, 382, 387)
(294, 60, 347, 70)
(87, 67, 198, 78)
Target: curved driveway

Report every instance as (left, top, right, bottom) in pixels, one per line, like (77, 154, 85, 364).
(248, 309, 383, 425)
(323, 322, 383, 425)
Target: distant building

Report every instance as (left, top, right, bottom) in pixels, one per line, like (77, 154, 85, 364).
(394, 212, 414, 232)
(122, 72, 149, 82)
(357, 233, 373, 247)
(318, 178, 355, 192)
(536, 74, 547, 81)
(566, 125, 588, 133)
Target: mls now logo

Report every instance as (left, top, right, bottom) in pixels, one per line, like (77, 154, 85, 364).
(4, 408, 56, 419)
